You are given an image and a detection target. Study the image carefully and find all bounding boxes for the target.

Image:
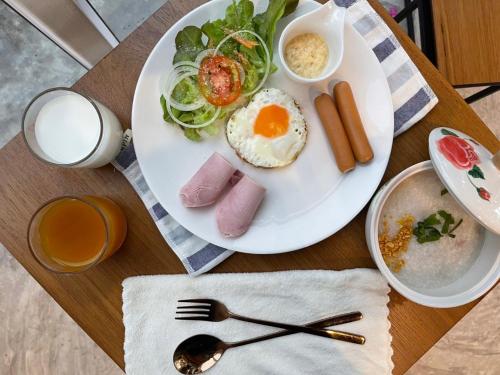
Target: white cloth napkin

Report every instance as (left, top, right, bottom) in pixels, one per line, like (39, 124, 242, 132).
(123, 269, 392, 374)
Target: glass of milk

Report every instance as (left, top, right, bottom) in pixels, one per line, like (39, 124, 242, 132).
(22, 88, 124, 168)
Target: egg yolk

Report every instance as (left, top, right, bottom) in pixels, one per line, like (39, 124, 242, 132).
(253, 104, 289, 138)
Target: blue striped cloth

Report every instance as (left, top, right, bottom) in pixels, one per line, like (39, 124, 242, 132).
(112, 144, 233, 276)
(113, 0, 438, 276)
(337, 0, 438, 135)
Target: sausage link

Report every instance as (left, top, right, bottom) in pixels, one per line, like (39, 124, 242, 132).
(334, 81, 374, 163)
(314, 93, 356, 173)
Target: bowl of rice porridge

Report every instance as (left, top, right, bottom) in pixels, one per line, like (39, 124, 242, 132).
(365, 128, 499, 307)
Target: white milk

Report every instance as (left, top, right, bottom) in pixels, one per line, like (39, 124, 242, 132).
(34, 93, 123, 168)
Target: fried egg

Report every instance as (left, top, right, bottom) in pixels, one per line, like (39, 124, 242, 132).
(226, 88, 307, 168)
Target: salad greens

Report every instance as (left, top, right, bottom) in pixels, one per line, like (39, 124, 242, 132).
(161, 0, 299, 141)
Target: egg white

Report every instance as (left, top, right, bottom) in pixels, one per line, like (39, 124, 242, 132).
(226, 88, 307, 168)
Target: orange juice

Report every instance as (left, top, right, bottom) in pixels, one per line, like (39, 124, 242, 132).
(84, 196, 127, 259)
(30, 196, 127, 272)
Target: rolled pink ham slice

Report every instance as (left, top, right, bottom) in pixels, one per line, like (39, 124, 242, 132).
(216, 175, 265, 238)
(180, 153, 236, 207)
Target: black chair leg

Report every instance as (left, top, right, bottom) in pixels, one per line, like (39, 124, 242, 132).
(465, 86, 500, 104)
(394, 0, 436, 64)
(404, 0, 415, 41)
(417, 0, 436, 65)
(394, 0, 418, 23)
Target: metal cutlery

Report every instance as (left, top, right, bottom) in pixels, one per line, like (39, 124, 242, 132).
(176, 299, 365, 344)
(174, 311, 363, 374)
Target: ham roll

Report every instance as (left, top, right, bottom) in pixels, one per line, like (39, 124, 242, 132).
(180, 153, 236, 207)
(216, 175, 265, 238)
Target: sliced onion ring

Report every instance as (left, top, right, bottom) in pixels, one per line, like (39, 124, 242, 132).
(160, 63, 199, 99)
(172, 60, 200, 69)
(164, 69, 206, 111)
(195, 49, 217, 66)
(214, 30, 270, 97)
(166, 72, 221, 128)
(166, 100, 221, 129)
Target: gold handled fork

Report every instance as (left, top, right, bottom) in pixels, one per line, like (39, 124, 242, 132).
(176, 298, 365, 344)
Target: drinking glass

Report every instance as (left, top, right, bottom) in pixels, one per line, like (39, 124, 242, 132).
(28, 196, 127, 273)
(22, 87, 123, 168)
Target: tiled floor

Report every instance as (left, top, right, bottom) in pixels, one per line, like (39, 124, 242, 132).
(0, 0, 166, 149)
(407, 284, 500, 375)
(458, 87, 500, 139)
(89, 0, 167, 41)
(0, 1, 498, 374)
(0, 2, 85, 149)
(0, 244, 123, 375)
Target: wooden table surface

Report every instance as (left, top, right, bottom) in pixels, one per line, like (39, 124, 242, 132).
(432, 0, 500, 86)
(0, 1, 498, 374)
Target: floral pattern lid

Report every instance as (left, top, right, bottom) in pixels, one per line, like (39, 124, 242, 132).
(429, 127, 500, 235)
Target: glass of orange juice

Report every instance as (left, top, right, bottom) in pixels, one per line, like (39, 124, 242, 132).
(28, 196, 127, 273)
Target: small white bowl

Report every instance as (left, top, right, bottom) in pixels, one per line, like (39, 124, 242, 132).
(278, 1, 346, 84)
(365, 161, 500, 308)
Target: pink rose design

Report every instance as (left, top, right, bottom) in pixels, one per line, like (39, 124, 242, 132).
(437, 135, 480, 169)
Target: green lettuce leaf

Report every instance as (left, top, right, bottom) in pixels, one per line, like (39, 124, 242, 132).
(201, 19, 227, 48)
(173, 26, 206, 63)
(226, 0, 254, 30)
(243, 64, 259, 92)
(253, 0, 298, 52)
(183, 128, 202, 142)
(202, 122, 220, 136)
(160, 95, 180, 123)
(171, 76, 200, 104)
(283, 0, 300, 16)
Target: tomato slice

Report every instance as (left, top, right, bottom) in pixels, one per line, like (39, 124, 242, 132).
(198, 55, 241, 106)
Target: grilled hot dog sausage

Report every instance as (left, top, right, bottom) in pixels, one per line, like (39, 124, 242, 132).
(334, 81, 373, 163)
(314, 93, 356, 173)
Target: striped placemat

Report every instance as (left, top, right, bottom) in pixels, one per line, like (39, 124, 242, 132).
(112, 144, 233, 276)
(113, 0, 438, 276)
(338, 0, 438, 135)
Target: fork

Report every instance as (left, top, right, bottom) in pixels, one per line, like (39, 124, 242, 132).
(176, 298, 365, 344)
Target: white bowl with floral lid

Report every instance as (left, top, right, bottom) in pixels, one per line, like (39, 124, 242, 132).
(365, 128, 499, 308)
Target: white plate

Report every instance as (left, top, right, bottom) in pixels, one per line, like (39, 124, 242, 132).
(132, 0, 394, 254)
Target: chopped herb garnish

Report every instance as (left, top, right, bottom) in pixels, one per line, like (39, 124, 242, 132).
(413, 215, 443, 243)
(440, 188, 448, 196)
(424, 213, 441, 226)
(413, 210, 461, 243)
(448, 218, 463, 236)
(438, 210, 454, 234)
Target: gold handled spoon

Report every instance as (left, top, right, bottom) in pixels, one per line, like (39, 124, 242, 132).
(173, 311, 363, 374)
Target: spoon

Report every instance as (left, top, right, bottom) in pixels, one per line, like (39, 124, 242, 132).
(173, 311, 363, 374)
(278, 0, 346, 83)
